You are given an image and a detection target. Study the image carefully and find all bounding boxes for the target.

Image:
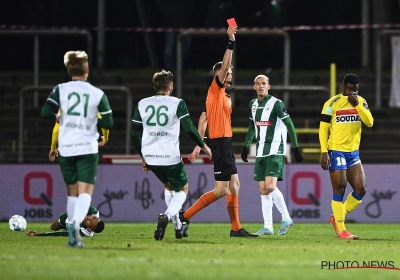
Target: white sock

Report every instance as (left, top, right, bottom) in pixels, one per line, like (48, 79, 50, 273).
(270, 188, 291, 221)
(72, 193, 91, 225)
(164, 189, 175, 223)
(166, 191, 186, 229)
(261, 194, 273, 230)
(173, 213, 181, 230)
(164, 189, 175, 207)
(67, 196, 77, 223)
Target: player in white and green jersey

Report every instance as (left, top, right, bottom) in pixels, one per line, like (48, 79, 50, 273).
(27, 205, 105, 237)
(241, 75, 303, 236)
(132, 69, 211, 241)
(41, 50, 113, 247)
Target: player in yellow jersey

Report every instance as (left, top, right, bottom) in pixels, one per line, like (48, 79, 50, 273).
(319, 73, 374, 239)
(49, 110, 109, 162)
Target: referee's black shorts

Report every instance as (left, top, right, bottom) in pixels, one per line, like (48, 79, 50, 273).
(207, 137, 237, 181)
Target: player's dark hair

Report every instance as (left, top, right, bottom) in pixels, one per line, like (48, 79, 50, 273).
(343, 73, 359, 85)
(94, 220, 105, 233)
(153, 69, 173, 92)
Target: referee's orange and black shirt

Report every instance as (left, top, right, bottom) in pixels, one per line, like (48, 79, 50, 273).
(206, 76, 232, 139)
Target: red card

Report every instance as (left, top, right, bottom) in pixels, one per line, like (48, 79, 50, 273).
(227, 18, 238, 28)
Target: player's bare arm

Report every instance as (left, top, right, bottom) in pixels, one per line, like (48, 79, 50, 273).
(188, 111, 208, 162)
(217, 27, 237, 84)
(320, 152, 330, 170)
(141, 157, 150, 174)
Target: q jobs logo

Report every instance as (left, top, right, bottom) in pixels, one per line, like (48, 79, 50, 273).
(23, 172, 53, 218)
(290, 171, 320, 219)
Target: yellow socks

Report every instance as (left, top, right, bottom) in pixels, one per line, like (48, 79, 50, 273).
(344, 192, 363, 215)
(331, 200, 345, 232)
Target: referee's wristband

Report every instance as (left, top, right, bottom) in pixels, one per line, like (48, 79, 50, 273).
(227, 40, 235, 50)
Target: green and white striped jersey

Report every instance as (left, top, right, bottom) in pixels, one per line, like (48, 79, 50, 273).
(132, 94, 190, 165)
(248, 95, 289, 157)
(58, 205, 99, 237)
(46, 80, 112, 156)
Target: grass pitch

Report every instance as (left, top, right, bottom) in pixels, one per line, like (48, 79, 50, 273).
(1, 222, 400, 280)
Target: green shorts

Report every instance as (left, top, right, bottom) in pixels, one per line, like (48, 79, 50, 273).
(254, 155, 285, 182)
(58, 153, 99, 185)
(147, 161, 188, 192)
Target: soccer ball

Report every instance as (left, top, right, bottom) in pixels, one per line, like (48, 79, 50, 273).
(8, 215, 27, 232)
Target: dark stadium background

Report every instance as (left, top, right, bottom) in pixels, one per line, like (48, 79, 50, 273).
(1, 0, 399, 71)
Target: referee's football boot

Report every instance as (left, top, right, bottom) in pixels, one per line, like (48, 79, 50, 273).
(175, 222, 189, 239)
(154, 213, 169, 241)
(230, 228, 258, 237)
(178, 211, 189, 238)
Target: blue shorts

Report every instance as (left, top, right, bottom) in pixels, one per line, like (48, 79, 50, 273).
(328, 150, 361, 171)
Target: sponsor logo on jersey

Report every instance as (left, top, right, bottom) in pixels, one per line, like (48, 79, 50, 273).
(335, 109, 360, 123)
(326, 107, 332, 114)
(255, 120, 272, 126)
(144, 154, 171, 158)
(148, 132, 168, 136)
(329, 96, 341, 108)
(65, 122, 91, 130)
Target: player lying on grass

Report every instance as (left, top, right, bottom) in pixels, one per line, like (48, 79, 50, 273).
(27, 205, 105, 237)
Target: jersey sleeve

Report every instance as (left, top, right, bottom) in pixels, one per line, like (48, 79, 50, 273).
(319, 100, 332, 153)
(275, 100, 290, 120)
(355, 97, 374, 127)
(176, 99, 190, 120)
(87, 205, 99, 216)
(131, 106, 143, 156)
(80, 228, 94, 237)
(98, 94, 113, 129)
(282, 117, 299, 148)
(38, 231, 69, 236)
(41, 86, 60, 121)
(243, 100, 255, 147)
(51, 111, 60, 149)
(57, 212, 68, 229)
(132, 106, 143, 126)
(97, 112, 110, 141)
(274, 101, 299, 147)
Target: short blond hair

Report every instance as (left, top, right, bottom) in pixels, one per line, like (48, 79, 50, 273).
(64, 51, 88, 76)
(153, 69, 173, 91)
(254, 75, 269, 84)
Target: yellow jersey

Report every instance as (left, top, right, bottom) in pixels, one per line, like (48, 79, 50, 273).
(319, 94, 374, 152)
